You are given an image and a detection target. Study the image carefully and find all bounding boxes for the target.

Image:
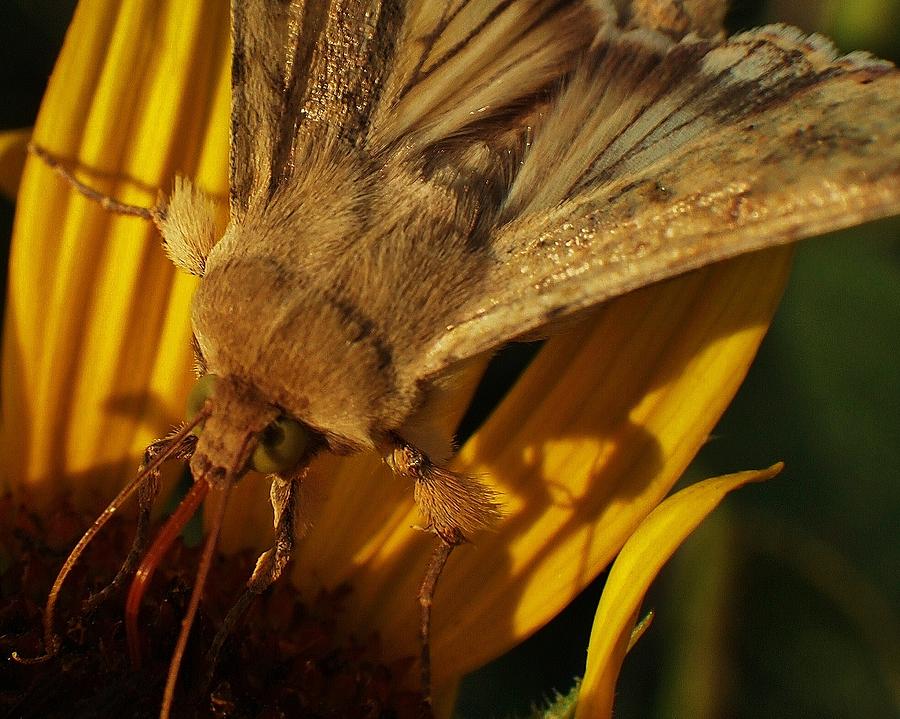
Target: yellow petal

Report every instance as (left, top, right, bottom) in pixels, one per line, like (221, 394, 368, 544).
(282, 246, 791, 686)
(0, 128, 31, 200)
(575, 464, 784, 719)
(0, 0, 230, 506)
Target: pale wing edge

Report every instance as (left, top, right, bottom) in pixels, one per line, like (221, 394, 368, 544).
(425, 179, 900, 377)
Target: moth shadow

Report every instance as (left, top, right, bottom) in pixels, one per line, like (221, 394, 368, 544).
(470, 413, 663, 615)
(103, 391, 177, 433)
(2, 312, 181, 510)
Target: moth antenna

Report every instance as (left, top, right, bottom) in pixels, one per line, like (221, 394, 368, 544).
(28, 143, 160, 221)
(10, 411, 209, 665)
(125, 477, 210, 667)
(159, 481, 232, 719)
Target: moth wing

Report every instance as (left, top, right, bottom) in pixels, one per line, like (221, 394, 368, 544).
(367, 0, 607, 155)
(229, 0, 404, 220)
(421, 25, 900, 376)
(229, 0, 297, 219)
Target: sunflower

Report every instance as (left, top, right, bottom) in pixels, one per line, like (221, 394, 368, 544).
(0, 1, 895, 717)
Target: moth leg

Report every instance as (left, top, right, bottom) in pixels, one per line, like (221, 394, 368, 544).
(417, 528, 465, 706)
(29, 143, 157, 220)
(385, 437, 502, 704)
(82, 432, 196, 615)
(200, 470, 304, 693)
(11, 413, 208, 665)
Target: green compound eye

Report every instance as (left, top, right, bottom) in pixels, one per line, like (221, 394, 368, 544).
(250, 416, 309, 474)
(185, 374, 219, 430)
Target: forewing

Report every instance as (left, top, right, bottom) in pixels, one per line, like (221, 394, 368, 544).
(423, 25, 900, 375)
(229, 0, 296, 218)
(229, 0, 403, 220)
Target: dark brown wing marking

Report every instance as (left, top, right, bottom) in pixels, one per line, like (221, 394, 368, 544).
(369, 0, 602, 154)
(229, 0, 403, 219)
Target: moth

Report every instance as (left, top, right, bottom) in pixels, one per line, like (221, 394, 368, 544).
(20, 0, 900, 716)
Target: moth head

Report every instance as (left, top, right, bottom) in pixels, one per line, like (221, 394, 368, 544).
(185, 373, 313, 485)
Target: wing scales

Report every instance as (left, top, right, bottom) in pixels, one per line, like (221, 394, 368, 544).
(229, 0, 403, 219)
(229, 0, 296, 219)
(230, 0, 598, 213)
(423, 26, 900, 375)
(368, 0, 604, 153)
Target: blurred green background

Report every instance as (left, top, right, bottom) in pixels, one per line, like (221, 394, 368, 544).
(1, 1, 897, 718)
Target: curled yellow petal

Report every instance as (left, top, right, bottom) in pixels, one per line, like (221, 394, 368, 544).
(575, 463, 784, 719)
(0, 128, 31, 200)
